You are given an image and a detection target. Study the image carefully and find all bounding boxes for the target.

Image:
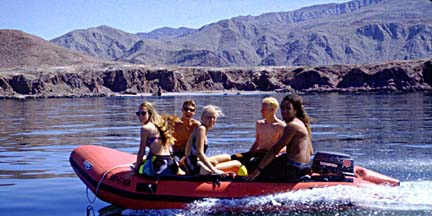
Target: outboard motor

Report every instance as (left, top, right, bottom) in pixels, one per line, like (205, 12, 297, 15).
(312, 151, 354, 175)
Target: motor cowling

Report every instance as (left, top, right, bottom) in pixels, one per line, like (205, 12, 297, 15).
(312, 151, 354, 175)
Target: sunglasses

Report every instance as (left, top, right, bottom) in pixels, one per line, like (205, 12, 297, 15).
(135, 111, 148, 116)
(183, 107, 195, 112)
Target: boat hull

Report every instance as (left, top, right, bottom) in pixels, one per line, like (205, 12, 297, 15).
(70, 145, 399, 210)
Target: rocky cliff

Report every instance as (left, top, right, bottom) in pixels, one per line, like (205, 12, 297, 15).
(1, 58, 431, 99)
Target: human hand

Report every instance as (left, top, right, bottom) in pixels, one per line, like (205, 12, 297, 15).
(212, 170, 237, 178)
(210, 158, 218, 166)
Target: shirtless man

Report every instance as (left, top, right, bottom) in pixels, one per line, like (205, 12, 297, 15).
(247, 94, 314, 181)
(231, 97, 286, 170)
(172, 99, 201, 159)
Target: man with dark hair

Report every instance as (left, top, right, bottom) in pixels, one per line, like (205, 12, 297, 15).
(172, 99, 200, 159)
(247, 94, 314, 181)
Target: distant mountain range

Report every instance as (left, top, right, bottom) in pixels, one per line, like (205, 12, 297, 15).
(135, 27, 196, 40)
(1, 0, 431, 69)
(48, 0, 432, 67)
(0, 30, 101, 68)
(2, 0, 432, 98)
(1, 0, 432, 98)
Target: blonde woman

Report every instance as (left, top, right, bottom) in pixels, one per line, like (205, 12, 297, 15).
(183, 105, 242, 176)
(135, 101, 178, 177)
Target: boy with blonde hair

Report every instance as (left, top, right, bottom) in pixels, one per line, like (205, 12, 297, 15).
(232, 97, 286, 171)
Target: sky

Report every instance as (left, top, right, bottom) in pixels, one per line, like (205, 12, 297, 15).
(1, 0, 348, 40)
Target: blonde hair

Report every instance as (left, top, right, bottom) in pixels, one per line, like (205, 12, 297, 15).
(138, 101, 175, 147)
(201, 105, 224, 121)
(262, 97, 279, 111)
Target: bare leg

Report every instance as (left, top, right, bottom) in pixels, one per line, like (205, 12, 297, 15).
(177, 167, 185, 175)
(197, 161, 212, 175)
(208, 153, 231, 165)
(215, 160, 241, 173)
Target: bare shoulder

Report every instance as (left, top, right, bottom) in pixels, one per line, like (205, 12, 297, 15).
(141, 124, 151, 130)
(286, 119, 308, 135)
(284, 120, 302, 132)
(256, 119, 265, 125)
(140, 124, 155, 138)
(191, 119, 201, 126)
(173, 121, 183, 128)
(141, 122, 154, 130)
(275, 118, 286, 127)
(196, 125, 206, 133)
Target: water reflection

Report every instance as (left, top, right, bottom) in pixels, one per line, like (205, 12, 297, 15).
(1, 93, 432, 180)
(0, 93, 432, 215)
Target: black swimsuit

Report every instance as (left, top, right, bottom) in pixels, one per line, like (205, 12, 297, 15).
(231, 151, 266, 171)
(139, 137, 178, 177)
(183, 126, 208, 175)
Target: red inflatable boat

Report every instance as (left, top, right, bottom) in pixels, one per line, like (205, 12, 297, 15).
(69, 145, 399, 210)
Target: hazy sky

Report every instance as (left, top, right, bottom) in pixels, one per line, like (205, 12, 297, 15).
(1, 0, 348, 40)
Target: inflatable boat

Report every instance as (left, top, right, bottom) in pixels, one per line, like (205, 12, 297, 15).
(70, 145, 399, 210)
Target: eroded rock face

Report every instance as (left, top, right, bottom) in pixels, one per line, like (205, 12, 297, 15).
(423, 60, 432, 87)
(1, 59, 431, 99)
(9, 75, 33, 94)
(289, 70, 332, 90)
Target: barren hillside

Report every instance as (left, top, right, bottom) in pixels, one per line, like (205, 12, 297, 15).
(0, 30, 102, 68)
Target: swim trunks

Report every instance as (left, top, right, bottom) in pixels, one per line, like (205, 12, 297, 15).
(258, 154, 311, 180)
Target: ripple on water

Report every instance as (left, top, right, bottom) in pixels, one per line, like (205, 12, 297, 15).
(402, 144, 432, 149)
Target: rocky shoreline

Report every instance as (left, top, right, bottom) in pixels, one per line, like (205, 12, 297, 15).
(1, 58, 431, 99)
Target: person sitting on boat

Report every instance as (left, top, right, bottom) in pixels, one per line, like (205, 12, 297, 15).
(246, 94, 314, 181)
(172, 99, 201, 160)
(135, 101, 178, 177)
(182, 105, 243, 176)
(231, 97, 286, 171)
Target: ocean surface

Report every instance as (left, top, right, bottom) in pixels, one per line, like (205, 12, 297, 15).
(1, 92, 431, 216)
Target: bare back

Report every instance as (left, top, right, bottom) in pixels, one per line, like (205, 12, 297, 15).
(283, 118, 312, 164)
(142, 123, 171, 156)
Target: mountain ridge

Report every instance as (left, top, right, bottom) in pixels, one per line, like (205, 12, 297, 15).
(136, 27, 197, 40)
(50, 25, 140, 61)
(0, 30, 101, 68)
(1, 0, 432, 99)
(50, 0, 432, 67)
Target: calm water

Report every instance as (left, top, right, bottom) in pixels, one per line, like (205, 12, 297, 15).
(1, 93, 431, 215)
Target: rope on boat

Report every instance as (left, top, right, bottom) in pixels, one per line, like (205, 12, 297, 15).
(86, 163, 134, 204)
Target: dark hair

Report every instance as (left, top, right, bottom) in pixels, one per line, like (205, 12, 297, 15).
(282, 94, 311, 137)
(183, 99, 196, 108)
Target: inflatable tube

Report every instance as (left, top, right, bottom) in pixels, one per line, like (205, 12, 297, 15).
(70, 145, 399, 209)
